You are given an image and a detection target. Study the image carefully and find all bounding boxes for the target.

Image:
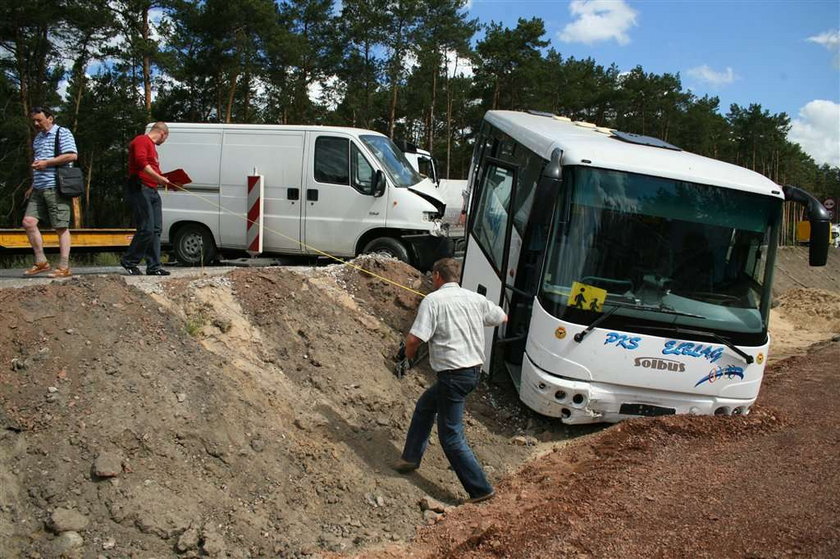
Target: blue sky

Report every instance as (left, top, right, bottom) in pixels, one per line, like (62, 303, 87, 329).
(465, 0, 840, 166)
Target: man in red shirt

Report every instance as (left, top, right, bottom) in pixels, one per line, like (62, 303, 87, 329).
(121, 122, 175, 275)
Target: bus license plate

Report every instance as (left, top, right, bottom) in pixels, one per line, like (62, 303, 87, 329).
(620, 403, 676, 417)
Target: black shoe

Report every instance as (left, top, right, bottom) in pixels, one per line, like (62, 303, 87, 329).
(464, 490, 495, 504)
(392, 458, 419, 473)
(146, 268, 171, 276)
(121, 262, 142, 276)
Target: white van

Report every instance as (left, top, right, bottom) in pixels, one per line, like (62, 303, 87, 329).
(155, 123, 452, 268)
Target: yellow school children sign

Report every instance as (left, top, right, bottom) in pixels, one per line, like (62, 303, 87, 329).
(568, 281, 608, 313)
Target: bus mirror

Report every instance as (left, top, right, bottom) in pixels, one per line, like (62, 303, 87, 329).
(372, 170, 386, 197)
(809, 221, 830, 265)
(783, 185, 830, 266)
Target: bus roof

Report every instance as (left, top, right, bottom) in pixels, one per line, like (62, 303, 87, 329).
(485, 111, 784, 198)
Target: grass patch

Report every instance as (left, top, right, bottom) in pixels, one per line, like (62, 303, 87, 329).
(184, 314, 207, 337)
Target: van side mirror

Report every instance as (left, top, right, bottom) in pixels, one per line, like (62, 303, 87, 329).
(372, 170, 386, 197)
(783, 185, 830, 266)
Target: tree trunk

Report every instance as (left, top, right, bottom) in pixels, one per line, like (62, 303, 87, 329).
(427, 53, 438, 151)
(142, 8, 152, 117)
(225, 70, 239, 123)
(388, 63, 398, 139)
(243, 72, 251, 122)
(445, 54, 457, 180)
(363, 43, 373, 128)
(72, 38, 90, 131)
(15, 28, 31, 137)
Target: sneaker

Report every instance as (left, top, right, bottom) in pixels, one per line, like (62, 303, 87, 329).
(146, 268, 171, 276)
(392, 458, 419, 474)
(464, 491, 495, 504)
(23, 261, 51, 276)
(120, 261, 142, 276)
(47, 267, 72, 278)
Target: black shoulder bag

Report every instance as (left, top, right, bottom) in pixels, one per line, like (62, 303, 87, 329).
(53, 126, 84, 198)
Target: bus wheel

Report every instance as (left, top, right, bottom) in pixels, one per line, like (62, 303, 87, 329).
(362, 237, 411, 264)
(173, 224, 217, 266)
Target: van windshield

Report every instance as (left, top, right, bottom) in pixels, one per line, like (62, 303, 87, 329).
(360, 135, 423, 188)
(538, 166, 782, 346)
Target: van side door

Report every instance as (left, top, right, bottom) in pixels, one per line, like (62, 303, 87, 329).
(219, 129, 304, 253)
(303, 133, 387, 257)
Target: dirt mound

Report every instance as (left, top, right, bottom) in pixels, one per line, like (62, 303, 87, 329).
(775, 288, 840, 332)
(0, 260, 551, 558)
(769, 287, 840, 361)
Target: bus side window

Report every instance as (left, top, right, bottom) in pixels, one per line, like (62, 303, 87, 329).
(473, 164, 515, 271)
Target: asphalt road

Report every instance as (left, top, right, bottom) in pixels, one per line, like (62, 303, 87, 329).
(0, 256, 310, 288)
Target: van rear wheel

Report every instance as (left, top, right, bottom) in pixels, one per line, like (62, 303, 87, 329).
(362, 237, 410, 264)
(173, 224, 217, 266)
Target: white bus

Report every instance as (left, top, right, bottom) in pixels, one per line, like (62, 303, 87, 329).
(462, 110, 830, 424)
(155, 123, 452, 269)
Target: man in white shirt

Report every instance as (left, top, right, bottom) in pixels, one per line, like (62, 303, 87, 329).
(394, 258, 506, 504)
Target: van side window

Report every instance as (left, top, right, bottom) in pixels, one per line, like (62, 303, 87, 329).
(351, 143, 374, 194)
(315, 136, 349, 184)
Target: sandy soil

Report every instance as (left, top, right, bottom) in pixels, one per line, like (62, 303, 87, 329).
(0, 249, 838, 558)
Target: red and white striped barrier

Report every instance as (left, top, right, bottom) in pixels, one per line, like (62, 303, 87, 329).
(246, 175, 264, 257)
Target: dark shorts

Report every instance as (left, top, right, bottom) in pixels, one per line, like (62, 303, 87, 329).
(25, 188, 71, 229)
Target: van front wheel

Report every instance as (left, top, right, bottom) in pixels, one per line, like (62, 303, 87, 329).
(173, 224, 217, 266)
(362, 237, 410, 264)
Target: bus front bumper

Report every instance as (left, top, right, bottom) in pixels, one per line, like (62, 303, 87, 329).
(520, 354, 756, 424)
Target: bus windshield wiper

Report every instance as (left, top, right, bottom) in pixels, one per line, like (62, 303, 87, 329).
(641, 326, 754, 365)
(573, 301, 703, 343)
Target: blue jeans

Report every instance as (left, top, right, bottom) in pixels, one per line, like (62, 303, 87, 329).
(123, 186, 162, 271)
(401, 366, 493, 498)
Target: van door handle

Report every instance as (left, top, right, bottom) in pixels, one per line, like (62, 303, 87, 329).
(288, 188, 299, 201)
(307, 189, 319, 202)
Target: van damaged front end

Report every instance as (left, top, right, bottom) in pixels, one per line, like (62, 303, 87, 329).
(402, 219, 455, 270)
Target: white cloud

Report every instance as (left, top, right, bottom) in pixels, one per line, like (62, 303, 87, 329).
(558, 0, 638, 46)
(445, 49, 473, 79)
(686, 64, 737, 87)
(308, 75, 343, 111)
(789, 100, 840, 167)
(807, 29, 840, 68)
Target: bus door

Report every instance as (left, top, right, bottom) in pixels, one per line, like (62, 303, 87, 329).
(461, 159, 518, 372)
(502, 164, 564, 377)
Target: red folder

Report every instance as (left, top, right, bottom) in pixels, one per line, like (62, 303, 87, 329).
(163, 169, 192, 190)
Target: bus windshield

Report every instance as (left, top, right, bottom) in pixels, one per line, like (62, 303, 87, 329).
(360, 135, 423, 188)
(539, 166, 781, 344)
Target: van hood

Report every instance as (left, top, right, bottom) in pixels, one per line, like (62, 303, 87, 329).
(407, 178, 446, 215)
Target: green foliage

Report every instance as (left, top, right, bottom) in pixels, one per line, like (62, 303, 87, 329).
(184, 313, 207, 337)
(0, 3, 836, 235)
